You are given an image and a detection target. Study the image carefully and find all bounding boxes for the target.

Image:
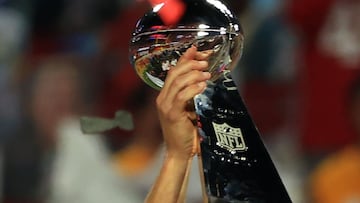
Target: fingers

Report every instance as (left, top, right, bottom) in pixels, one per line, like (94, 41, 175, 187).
(165, 70, 210, 104)
(162, 82, 206, 122)
(161, 46, 209, 98)
(163, 59, 208, 93)
(169, 60, 208, 79)
(195, 50, 213, 61)
(171, 81, 207, 112)
(157, 76, 208, 122)
(158, 81, 206, 123)
(178, 46, 212, 62)
(177, 45, 197, 64)
(156, 46, 211, 123)
(155, 46, 208, 158)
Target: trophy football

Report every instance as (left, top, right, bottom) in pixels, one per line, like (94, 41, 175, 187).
(129, 0, 292, 202)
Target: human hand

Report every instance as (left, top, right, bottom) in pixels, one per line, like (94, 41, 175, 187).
(156, 46, 211, 160)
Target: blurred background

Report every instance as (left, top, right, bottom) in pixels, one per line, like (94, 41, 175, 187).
(0, 0, 360, 202)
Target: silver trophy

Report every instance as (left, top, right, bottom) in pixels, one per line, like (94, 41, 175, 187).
(129, 0, 291, 202)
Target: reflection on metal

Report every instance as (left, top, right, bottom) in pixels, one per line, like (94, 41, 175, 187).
(194, 71, 291, 202)
(128, 0, 291, 202)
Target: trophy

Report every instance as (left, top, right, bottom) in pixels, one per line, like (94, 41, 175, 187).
(129, 0, 292, 202)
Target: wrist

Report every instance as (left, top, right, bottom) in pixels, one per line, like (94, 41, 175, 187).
(166, 151, 194, 163)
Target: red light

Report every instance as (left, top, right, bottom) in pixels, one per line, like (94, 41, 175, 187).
(149, 0, 185, 25)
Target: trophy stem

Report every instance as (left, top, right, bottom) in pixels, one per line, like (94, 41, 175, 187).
(194, 71, 292, 202)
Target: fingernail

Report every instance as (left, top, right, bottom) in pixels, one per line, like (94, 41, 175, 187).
(202, 72, 211, 78)
(199, 61, 208, 66)
(198, 82, 206, 88)
(201, 50, 212, 56)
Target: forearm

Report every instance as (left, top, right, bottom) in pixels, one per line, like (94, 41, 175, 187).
(145, 153, 193, 203)
(177, 156, 192, 203)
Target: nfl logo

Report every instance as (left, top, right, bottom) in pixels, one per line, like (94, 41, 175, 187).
(212, 122, 246, 152)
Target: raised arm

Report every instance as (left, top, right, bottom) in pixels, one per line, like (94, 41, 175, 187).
(145, 46, 211, 203)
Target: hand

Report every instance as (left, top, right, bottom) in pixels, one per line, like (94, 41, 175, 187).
(156, 46, 211, 160)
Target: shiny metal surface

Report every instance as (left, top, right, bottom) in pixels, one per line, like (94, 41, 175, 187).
(129, 0, 244, 90)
